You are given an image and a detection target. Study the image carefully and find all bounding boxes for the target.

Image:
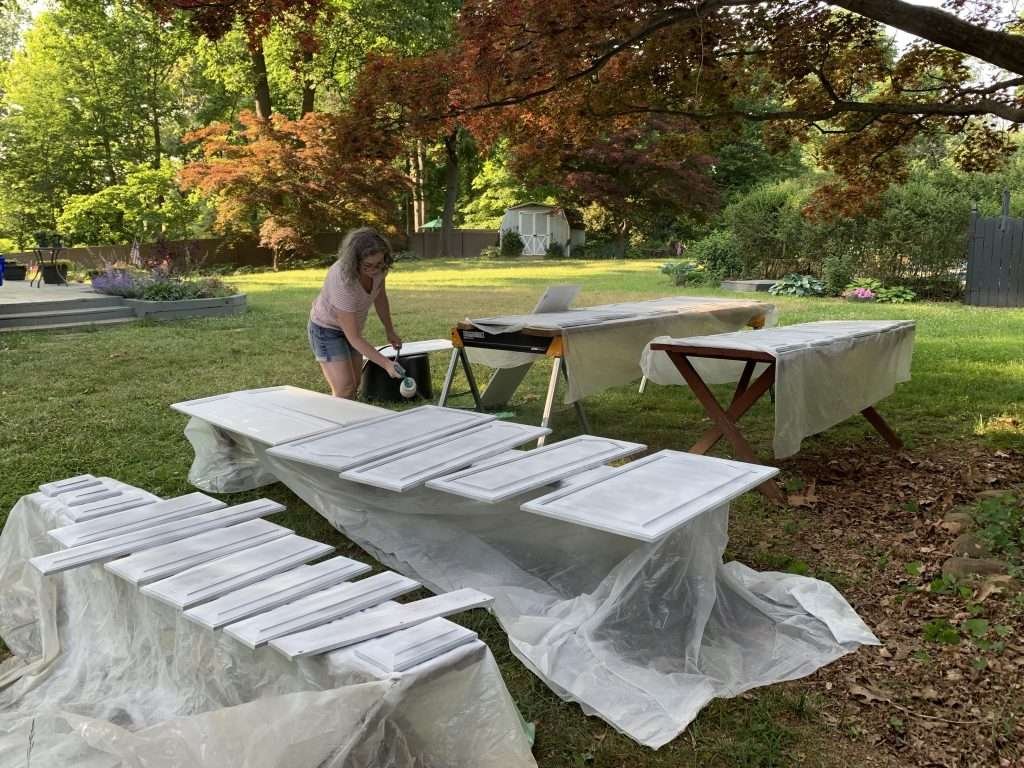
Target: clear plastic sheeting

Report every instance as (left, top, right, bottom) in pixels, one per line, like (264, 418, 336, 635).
(185, 417, 879, 748)
(640, 320, 916, 458)
(466, 297, 777, 403)
(0, 492, 538, 768)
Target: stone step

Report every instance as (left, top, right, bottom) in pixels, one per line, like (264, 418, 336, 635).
(0, 304, 137, 330)
(0, 317, 137, 333)
(0, 294, 127, 316)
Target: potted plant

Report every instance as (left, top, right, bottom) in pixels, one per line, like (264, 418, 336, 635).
(4, 260, 26, 280)
(42, 259, 71, 284)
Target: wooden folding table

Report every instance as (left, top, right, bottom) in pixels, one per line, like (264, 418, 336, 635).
(650, 321, 914, 501)
(440, 297, 774, 443)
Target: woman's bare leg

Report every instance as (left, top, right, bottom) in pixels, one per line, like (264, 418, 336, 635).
(319, 359, 360, 399)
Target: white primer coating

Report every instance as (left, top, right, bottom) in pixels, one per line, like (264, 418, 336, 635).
(266, 405, 496, 472)
(184, 556, 371, 630)
(171, 393, 338, 446)
(522, 450, 779, 542)
(141, 535, 334, 609)
(39, 474, 102, 497)
(340, 420, 551, 492)
(354, 617, 478, 673)
(104, 519, 292, 586)
(270, 588, 493, 660)
(224, 571, 420, 648)
(60, 490, 161, 523)
(425, 435, 646, 503)
(29, 499, 285, 576)
(49, 493, 225, 548)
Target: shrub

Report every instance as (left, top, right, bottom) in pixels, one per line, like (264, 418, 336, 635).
(723, 180, 811, 277)
(769, 274, 826, 297)
(477, 245, 501, 259)
(499, 230, 524, 258)
(875, 285, 917, 304)
(660, 261, 706, 286)
(91, 268, 146, 298)
(687, 230, 744, 279)
(545, 241, 566, 259)
(140, 279, 204, 301)
(844, 277, 883, 293)
(822, 252, 858, 296)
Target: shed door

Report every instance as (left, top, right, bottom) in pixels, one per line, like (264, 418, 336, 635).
(518, 212, 550, 256)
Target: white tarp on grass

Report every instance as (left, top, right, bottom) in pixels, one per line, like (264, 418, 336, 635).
(183, 416, 878, 749)
(0, 489, 537, 768)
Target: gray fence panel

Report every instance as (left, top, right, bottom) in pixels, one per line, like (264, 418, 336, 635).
(966, 214, 1024, 307)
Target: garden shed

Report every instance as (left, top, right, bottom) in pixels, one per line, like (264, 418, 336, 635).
(500, 203, 585, 256)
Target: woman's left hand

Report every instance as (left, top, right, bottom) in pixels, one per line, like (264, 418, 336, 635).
(387, 330, 403, 350)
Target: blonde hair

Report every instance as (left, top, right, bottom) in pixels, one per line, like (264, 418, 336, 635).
(337, 227, 393, 284)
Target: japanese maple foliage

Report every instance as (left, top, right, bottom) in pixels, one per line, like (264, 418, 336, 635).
(179, 111, 407, 264)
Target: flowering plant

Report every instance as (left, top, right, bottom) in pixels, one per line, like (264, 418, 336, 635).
(845, 286, 876, 300)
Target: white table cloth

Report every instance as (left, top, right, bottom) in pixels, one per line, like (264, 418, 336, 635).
(466, 296, 776, 404)
(641, 320, 916, 458)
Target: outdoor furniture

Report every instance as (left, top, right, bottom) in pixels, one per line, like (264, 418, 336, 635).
(441, 296, 774, 442)
(1, 473, 531, 767)
(29, 233, 67, 288)
(645, 320, 916, 500)
(173, 388, 880, 747)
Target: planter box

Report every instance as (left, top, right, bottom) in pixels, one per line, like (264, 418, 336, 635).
(720, 279, 778, 293)
(42, 263, 68, 284)
(4, 263, 26, 280)
(846, 296, 875, 303)
(124, 293, 247, 321)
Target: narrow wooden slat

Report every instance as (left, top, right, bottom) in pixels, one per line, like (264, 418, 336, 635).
(965, 209, 978, 305)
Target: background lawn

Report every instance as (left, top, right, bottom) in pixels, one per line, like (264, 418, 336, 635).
(2, 258, 1023, 767)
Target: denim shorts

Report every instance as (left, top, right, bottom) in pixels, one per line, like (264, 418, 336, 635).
(308, 321, 356, 362)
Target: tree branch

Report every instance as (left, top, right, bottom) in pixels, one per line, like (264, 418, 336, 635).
(828, 0, 1024, 76)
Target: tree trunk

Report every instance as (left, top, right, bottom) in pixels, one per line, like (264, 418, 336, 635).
(300, 50, 315, 116)
(415, 141, 427, 230)
(441, 129, 460, 258)
(151, 106, 161, 170)
(614, 220, 630, 259)
(251, 42, 272, 120)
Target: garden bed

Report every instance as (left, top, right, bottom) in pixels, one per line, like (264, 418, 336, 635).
(124, 293, 246, 321)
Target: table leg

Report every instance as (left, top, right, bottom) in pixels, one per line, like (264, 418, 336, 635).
(560, 359, 591, 434)
(691, 363, 775, 454)
(438, 349, 459, 406)
(667, 352, 783, 503)
(537, 357, 562, 446)
(861, 406, 903, 449)
(458, 348, 483, 411)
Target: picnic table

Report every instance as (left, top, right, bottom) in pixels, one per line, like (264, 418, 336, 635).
(443, 296, 774, 440)
(644, 320, 916, 499)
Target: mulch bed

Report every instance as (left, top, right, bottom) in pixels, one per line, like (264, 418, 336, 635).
(738, 441, 1024, 768)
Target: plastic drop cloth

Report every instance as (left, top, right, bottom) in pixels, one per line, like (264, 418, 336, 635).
(467, 297, 776, 404)
(184, 416, 879, 749)
(0, 488, 537, 768)
(640, 320, 916, 458)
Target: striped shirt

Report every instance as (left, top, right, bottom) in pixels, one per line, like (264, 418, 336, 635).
(309, 260, 383, 332)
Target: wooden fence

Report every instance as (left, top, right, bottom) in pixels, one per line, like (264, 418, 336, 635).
(965, 194, 1024, 307)
(408, 229, 497, 260)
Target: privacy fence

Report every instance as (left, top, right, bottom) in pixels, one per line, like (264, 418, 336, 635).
(965, 192, 1024, 307)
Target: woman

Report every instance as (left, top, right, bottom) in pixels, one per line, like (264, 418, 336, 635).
(308, 227, 403, 398)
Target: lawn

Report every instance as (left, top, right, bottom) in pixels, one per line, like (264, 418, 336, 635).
(1, 258, 1023, 767)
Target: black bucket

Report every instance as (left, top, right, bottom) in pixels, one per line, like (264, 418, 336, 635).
(360, 353, 433, 403)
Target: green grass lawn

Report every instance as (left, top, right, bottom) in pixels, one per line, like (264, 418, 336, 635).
(2, 258, 1023, 767)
